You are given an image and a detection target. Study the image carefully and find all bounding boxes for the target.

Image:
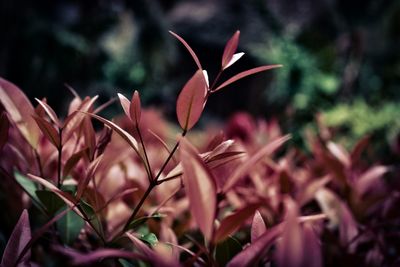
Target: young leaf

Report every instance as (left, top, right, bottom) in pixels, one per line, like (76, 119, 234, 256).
(0, 112, 9, 150)
(169, 31, 202, 70)
(1, 210, 31, 267)
(176, 70, 207, 131)
(223, 135, 291, 192)
(130, 90, 141, 126)
(214, 203, 260, 243)
(251, 210, 267, 243)
(117, 93, 131, 119)
(180, 138, 217, 241)
(34, 98, 60, 127)
(32, 115, 60, 148)
(0, 77, 40, 148)
(214, 65, 283, 92)
(222, 31, 240, 69)
(57, 209, 85, 245)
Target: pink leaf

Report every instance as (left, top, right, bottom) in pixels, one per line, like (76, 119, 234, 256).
(169, 31, 202, 70)
(327, 141, 350, 168)
(32, 115, 60, 148)
(34, 98, 60, 127)
(82, 112, 139, 154)
(176, 70, 208, 131)
(356, 165, 389, 196)
(222, 135, 291, 192)
(222, 31, 240, 69)
(214, 65, 282, 92)
(1, 210, 31, 267)
(0, 77, 40, 148)
(0, 112, 10, 150)
(302, 223, 322, 267)
(251, 210, 267, 243)
(214, 203, 260, 243)
(130, 90, 141, 126)
(180, 138, 217, 240)
(117, 93, 131, 119)
(276, 197, 303, 267)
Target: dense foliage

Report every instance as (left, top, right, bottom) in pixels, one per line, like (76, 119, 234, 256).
(0, 31, 399, 267)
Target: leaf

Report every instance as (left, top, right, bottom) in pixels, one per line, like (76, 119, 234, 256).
(223, 135, 291, 192)
(214, 65, 283, 92)
(15, 171, 41, 207)
(130, 90, 141, 126)
(214, 203, 260, 243)
(327, 141, 350, 168)
(169, 31, 202, 70)
(276, 197, 303, 267)
(176, 70, 208, 131)
(117, 93, 131, 119)
(34, 98, 60, 127)
(82, 112, 139, 154)
(139, 233, 158, 247)
(27, 174, 82, 217)
(57, 247, 147, 266)
(0, 77, 40, 148)
(251, 210, 267, 243)
(76, 155, 103, 200)
(215, 236, 242, 266)
(57, 209, 85, 245)
(0, 112, 9, 150)
(180, 138, 217, 240)
(222, 31, 240, 69)
(224, 53, 245, 70)
(36, 190, 65, 215)
(1, 210, 31, 267)
(127, 213, 165, 231)
(63, 147, 89, 178)
(32, 114, 60, 148)
(80, 200, 104, 238)
(356, 165, 389, 196)
(302, 223, 322, 267)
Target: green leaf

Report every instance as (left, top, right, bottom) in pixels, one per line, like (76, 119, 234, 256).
(215, 236, 242, 266)
(36, 190, 65, 215)
(139, 233, 158, 247)
(118, 259, 134, 267)
(14, 171, 42, 208)
(127, 213, 165, 231)
(80, 200, 104, 237)
(56, 209, 85, 245)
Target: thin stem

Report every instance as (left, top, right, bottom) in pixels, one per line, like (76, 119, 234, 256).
(57, 128, 63, 188)
(123, 183, 155, 232)
(136, 125, 153, 182)
(156, 173, 181, 185)
(77, 204, 106, 244)
(209, 70, 223, 92)
(34, 149, 44, 177)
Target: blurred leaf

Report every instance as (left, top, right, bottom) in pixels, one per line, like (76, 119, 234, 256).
(130, 90, 141, 126)
(127, 213, 165, 231)
(57, 209, 85, 245)
(215, 236, 242, 266)
(0, 112, 9, 150)
(176, 70, 207, 131)
(139, 233, 158, 247)
(15, 171, 41, 206)
(0, 210, 31, 267)
(251, 210, 267, 243)
(36, 190, 65, 215)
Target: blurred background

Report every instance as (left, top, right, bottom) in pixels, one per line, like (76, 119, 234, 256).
(1, 0, 399, 161)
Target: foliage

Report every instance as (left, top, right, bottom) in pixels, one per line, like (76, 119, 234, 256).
(0, 31, 399, 267)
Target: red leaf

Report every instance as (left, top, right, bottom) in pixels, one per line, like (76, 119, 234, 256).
(76, 155, 104, 200)
(130, 90, 141, 126)
(327, 141, 350, 168)
(0, 77, 40, 148)
(356, 166, 389, 196)
(251, 210, 267, 243)
(83, 112, 140, 154)
(180, 138, 217, 240)
(33, 115, 60, 148)
(169, 31, 202, 70)
(176, 70, 207, 131)
(276, 198, 303, 267)
(117, 93, 131, 119)
(214, 203, 260, 243)
(214, 65, 282, 92)
(1, 210, 31, 267)
(63, 147, 89, 178)
(0, 112, 10, 150)
(302, 223, 322, 267)
(222, 31, 240, 69)
(222, 135, 290, 192)
(34, 98, 60, 127)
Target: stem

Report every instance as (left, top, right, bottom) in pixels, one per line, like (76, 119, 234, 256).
(57, 128, 63, 188)
(34, 149, 44, 177)
(77, 204, 106, 244)
(121, 130, 187, 233)
(209, 70, 223, 92)
(136, 125, 153, 182)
